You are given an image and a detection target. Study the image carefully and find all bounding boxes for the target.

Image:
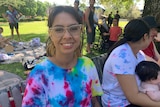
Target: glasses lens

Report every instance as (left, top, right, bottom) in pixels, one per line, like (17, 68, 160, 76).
(68, 25, 81, 35)
(50, 24, 81, 37)
(54, 27, 64, 33)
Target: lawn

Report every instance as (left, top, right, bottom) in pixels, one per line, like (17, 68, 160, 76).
(0, 20, 128, 79)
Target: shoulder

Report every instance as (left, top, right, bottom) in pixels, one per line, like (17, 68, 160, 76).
(118, 26, 122, 29)
(110, 43, 132, 58)
(29, 59, 50, 76)
(6, 10, 10, 14)
(78, 56, 95, 67)
(79, 56, 93, 63)
(118, 27, 122, 30)
(138, 50, 146, 59)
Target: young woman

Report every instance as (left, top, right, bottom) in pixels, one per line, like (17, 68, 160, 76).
(101, 19, 160, 107)
(22, 6, 103, 107)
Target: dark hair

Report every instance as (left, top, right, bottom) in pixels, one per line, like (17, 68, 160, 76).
(135, 61, 160, 82)
(142, 16, 159, 29)
(48, 6, 82, 28)
(107, 19, 150, 56)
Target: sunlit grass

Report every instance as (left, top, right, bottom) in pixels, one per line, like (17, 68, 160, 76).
(1, 21, 48, 42)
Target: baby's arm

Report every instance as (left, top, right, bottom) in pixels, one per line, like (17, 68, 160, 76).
(141, 83, 160, 101)
(147, 91, 160, 101)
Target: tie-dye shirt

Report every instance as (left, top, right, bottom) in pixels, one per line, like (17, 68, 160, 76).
(101, 43, 145, 107)
(6, 10, 18, 23)
(22, 56, 103, 107)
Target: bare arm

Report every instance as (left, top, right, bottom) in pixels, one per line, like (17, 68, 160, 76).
(147, 91, 160, 102)
(141, 83, 160, 102)
(91, 96, 101, 107)
(145, 55, 158, 64)
(2, 13, 8, 21)
(117, 74, 160, 106)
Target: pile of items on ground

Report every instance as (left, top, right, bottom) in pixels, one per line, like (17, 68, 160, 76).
(0, 37, 46, 69)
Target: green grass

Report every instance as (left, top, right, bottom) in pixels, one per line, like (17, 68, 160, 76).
(0, 20, 128, 80)
(1, 21, 48, 42)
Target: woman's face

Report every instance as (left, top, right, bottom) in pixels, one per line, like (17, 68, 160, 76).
(150, 28, 158, 39)
(112, 19, 118, 26)
(142, 33, 153, 50)
(8, 6, 13, 11)
(49, 12, 81, 56)
(143, 28, 158, 49)
(141, 28, 157, 50)
(89, 0, 95, 6)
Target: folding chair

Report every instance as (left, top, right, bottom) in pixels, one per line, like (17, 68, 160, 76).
(0, 88, 10, 107)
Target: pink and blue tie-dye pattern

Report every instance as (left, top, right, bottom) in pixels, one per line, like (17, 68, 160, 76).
(22, 56, 103, 107)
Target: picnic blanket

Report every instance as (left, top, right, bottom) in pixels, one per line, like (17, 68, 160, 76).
(0, 40, 46, 64)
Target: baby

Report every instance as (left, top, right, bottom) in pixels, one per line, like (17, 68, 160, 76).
(135, 61, 160, 101)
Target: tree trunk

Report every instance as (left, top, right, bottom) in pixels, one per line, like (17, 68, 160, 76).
(142, 0, 160, 17)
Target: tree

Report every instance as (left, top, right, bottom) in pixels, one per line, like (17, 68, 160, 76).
(36, 1, 47, 17)
(99, 0, 160, 18)
(98, 0, 141, 19)
(0, 0, 25, 8)
(142, 0, 160, 17)
(99, 0, 134, 10)
(19, 0, 37, 16)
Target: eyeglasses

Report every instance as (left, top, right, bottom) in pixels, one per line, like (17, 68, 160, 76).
(50, 24, 82, 37)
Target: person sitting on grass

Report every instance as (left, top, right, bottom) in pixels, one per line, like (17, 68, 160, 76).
(0, 27, 11, 48)
(135, 61, 160, 102)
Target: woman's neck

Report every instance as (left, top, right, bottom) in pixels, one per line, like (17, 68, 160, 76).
(128, 42, 141, 57)
(49, 54, 77, 69)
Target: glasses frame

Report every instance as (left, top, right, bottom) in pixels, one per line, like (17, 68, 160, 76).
(49, 24, 82, 37)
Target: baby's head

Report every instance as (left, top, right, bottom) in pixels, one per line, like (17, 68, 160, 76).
(0, 27, 3, 34)
(135, 61, 160, 84)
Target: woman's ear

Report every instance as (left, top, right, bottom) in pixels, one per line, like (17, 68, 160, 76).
(143, 33, 149, 41)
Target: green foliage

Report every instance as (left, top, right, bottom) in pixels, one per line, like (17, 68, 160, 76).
(19, 0, 37, 16)
(0, 0, 25, 7)
(36, 1, 47, 16)
(0, 18, 7, 22)
(98, 0, 141, 19)
(0, 0, 52, 18)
